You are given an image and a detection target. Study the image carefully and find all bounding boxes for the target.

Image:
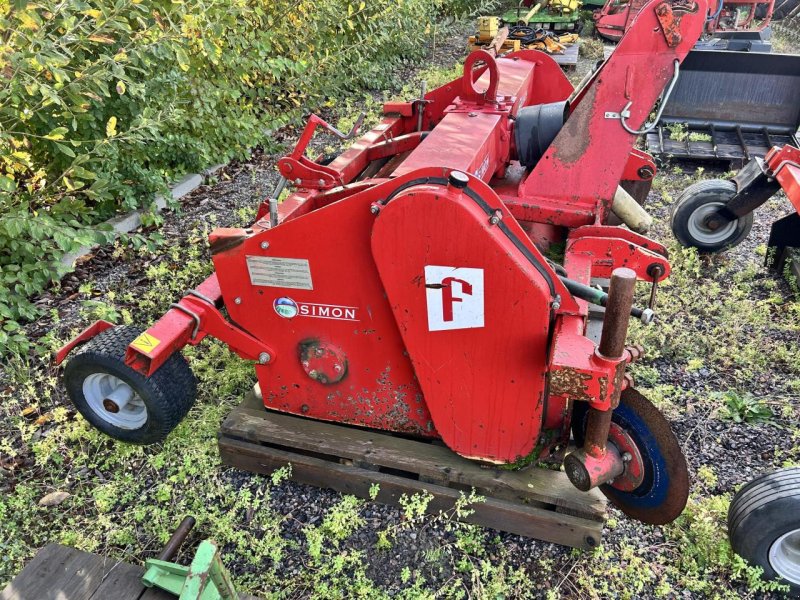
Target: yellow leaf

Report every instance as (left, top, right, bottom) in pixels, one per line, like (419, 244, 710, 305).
(88, 34, 115, 44)
(18, 11, 40, 30)
(82, 9, 102, 19)
(106, 116, 118, 137)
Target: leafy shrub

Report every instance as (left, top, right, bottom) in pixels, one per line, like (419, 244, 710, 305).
(717, 390, 774, 424)
(0, 0, 487, 354)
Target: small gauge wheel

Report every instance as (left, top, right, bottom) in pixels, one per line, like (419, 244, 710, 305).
(63, 326, 197, 445)
(670, 179, 753, 252)
(572, 388, 690, 525)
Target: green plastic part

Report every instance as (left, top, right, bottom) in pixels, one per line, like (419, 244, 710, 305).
(142, 560, 191, 596)
(502, 9, 580, 25)
(142, 540, 238, 600)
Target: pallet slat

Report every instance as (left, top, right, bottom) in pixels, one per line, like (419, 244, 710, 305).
(0, 545, 173, 600)
(1, 545, 259, 600)
(219, 390, 606, 549)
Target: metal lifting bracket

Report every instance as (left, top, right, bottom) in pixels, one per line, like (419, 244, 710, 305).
(605, 60, 681, 135)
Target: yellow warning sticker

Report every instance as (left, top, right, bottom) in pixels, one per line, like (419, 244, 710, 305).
(131, 332, 161, 353)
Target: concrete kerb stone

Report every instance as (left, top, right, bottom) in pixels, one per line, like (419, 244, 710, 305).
(60, 164, 227, 268)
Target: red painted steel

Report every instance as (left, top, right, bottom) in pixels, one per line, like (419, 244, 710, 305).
(595, 0, 774, 41)
(520, 1, 705, 224)
(59, 0, 710, 471)
(55, 320, 114, 365)
(767, 145, 800, 212)
(371, 177, 556, 463)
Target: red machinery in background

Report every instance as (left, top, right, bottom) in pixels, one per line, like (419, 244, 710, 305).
(595, 0, 774, 41)
(57, 0, 709, 526)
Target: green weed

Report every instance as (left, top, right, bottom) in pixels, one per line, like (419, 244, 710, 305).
(717, 390, 774, 424)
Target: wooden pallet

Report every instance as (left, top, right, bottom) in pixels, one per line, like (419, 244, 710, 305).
(218, 388, 606, 549)
(0, 544, 259, 600)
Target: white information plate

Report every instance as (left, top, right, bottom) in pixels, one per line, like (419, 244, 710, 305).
(246, 256, 313, 290)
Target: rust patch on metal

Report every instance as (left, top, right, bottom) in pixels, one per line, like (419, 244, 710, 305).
(655, 1, 699, 48)
(209, 232, 248, 255)
(550, 368, 593, 402)
(597, 375, 608, 404)
(552, 84, 597, 165)
(610, 362, 627, 408)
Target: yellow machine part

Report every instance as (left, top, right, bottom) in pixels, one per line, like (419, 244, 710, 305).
(469, 14, 579, 56)
(468, 37, 522, 53)
(547, 0, 581, 13)
(478, 16, 499, 41)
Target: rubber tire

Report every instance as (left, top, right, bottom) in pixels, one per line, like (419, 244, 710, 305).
(63, 325, 197, 445)
(765, 0, 799, 19)
(669, 179, 754, 253)
(728, 468, 800, 597)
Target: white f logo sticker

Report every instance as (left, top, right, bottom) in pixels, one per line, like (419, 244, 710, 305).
(424, 266, 485, 331)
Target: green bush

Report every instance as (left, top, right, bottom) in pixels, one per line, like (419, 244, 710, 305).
(0, 0, 486, 354)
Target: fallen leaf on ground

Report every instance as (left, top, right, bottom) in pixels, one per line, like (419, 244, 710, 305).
(35, 413, 53, 426)
(39, 491, 71, 506)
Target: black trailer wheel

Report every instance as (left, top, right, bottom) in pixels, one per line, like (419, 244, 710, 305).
(670, 179, 753, 252)
(762, 0, 800, 18)
(63, 326, 197, 445)
(728, 468, 800, 596)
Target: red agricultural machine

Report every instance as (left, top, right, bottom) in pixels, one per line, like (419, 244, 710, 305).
(595, 0, 776, 42)
(56, 0, 711, 527)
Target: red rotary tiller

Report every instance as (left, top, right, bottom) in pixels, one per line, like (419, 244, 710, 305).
(57, 0, 709, 525)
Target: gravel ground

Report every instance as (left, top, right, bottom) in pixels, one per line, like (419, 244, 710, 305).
(4, 15, 800, 600)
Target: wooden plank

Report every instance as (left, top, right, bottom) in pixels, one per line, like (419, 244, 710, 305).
(236, 391, 603, 516)
(224, 391, 605, 520)
(219, 435, 603, 549)
(138, 589, 181, 600)
(48, 547, 116, 600)
(139, 587, 260, 600)
(1, 544, 137, 600)
(88, 560, 151, 600)
(1, 544, 85, 600)
(2, 544, 260, 600)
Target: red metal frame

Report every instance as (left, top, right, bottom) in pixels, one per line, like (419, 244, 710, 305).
(55, 320, 114, 365)
(58, 0, 708, 472)
(766, 144, 800, 213)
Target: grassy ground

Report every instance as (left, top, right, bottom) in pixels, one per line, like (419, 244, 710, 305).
(2, 14, 800, 600)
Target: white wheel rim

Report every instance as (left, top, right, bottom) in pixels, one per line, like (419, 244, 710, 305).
(82, 373, 147, 430)
(769, 528, 800, 585)
(686, 201, 738, 244)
